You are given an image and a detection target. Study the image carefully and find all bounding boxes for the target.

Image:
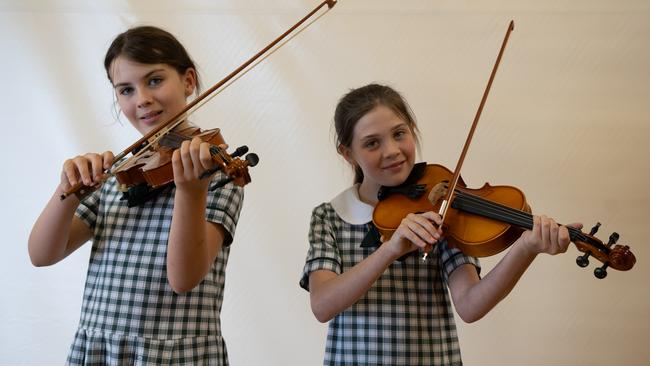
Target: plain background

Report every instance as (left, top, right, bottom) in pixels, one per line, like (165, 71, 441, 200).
(1, 0, 649, 365)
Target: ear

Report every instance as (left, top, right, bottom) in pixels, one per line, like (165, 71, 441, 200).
(338, 144, 357, 167)
(182, 68, 197, 97)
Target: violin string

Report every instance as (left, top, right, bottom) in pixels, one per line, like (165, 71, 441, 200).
(452, 190, 592, 244)
(453, 190, 530, 223)
(455, 190, 537, 229)
(461, 191, 597, 246)
(158, 132, 231, 166)
(109, 121, 182, 176)
(159, 133, 185, 148)
(452, 191, 609, 254)
(454, 192, 590, 244)
(453, 191, 579, 238)
(210, 145, 231, 164)
(452, 191, 532, 227)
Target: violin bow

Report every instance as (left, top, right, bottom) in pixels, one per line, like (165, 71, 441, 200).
(62, 0, 338, 199)
(424, 21, 515, 259)
(438, 21, 515, 223)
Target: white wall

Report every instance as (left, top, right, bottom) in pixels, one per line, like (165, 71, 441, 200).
(1, 1, 649, 365)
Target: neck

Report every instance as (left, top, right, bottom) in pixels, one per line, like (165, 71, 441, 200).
(357, 180, 381, 206)
(171, 120, 195, 134)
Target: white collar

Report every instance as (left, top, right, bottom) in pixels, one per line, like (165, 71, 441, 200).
(330, 185, 374, 225)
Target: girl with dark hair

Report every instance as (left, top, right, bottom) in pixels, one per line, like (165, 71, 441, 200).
(29, 26, 243, 365)
(300, 83, 581, 365)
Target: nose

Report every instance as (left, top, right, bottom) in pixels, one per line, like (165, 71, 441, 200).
(382, 139, 401, 159)
(136, 88, 153, 108)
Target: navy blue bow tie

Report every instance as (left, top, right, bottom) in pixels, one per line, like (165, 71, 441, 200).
(360, 223, 416, 262)
(360, 223, 382, 248)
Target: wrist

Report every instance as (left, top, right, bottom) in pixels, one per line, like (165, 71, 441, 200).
(175, 182, 209, 198)
(377, 240, 404, 263)
(516, 238, 539, 261)
(55, 184, 81, 207)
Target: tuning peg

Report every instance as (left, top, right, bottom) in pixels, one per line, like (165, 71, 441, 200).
(607, 232, 619, 247)
(594, 263, 608, 279)
(245, 153, 259, 167)
(592, 233, 620, 279)
(575, 222, 602, 268)
(589, 222, 601, 235)
(576, 253, 590, 268)
(229, 146, 258, 168)
(230, 145, 249, 158)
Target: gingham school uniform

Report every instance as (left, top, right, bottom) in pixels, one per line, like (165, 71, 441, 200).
(66, 171, 243, 366)
(300, 185, 481, 366)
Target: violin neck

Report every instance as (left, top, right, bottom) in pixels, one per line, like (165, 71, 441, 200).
(159, 133, 226, 157)
(451, 190, 584, 243)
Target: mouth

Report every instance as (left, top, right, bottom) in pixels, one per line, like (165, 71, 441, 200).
(382, 160, 405, 170)
(139, 110, 163, 125)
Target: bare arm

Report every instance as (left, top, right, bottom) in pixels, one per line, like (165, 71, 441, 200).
(166, 137, 229, 294)
(446, 245, 535, 323)
(28, 190, 93, 266)
(309, 245, 399, 323)
(166, 187, 226, 294)
(28, 152, 113, 266)
(308, 212, 443, 323)
(447, 215, 582, 323)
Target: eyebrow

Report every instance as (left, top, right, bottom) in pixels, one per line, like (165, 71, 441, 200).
(113, 68, 166, 89)
(359, 122, 409, 141)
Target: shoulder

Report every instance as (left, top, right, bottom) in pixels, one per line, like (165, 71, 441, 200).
(310, 202, 336, 228)
(328, 185, 373, 225)
(310, 185, 373, 224)
(206, 172, 244, 205)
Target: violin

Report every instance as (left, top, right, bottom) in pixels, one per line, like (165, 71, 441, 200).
(373, 163, 636, 278)
(374, 20, 636, 278)
(112, 127, 258, 191)
(60, 0, 337, 200)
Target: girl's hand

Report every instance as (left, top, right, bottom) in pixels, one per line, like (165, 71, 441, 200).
(171, 136, 217, 193)
(520, 215, 583, 256)
(60, 151, 114, 191)
(384, 211, 443, 259)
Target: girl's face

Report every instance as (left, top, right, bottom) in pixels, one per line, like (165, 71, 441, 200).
(109, 55, 196, 135)
(342, 104, 416, 190)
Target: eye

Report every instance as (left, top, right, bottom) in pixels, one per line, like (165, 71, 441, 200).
(394, 128, 408, 140)
(148, 76, 163, 87)
(363, 139, 379, 149)
(118, 87, 133, 96)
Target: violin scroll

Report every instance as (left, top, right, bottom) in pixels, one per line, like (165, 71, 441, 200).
(203, 145, 259, 189)
(573, 223, 636, 279)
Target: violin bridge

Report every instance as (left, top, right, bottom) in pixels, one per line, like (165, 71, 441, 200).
(428, 182, 448, 206)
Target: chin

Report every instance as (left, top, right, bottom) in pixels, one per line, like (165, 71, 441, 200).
(380, 174, 409, 187)
(139, 123, 159, 134)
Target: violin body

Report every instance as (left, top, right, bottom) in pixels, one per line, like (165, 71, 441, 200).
(113, 128, 226, 191)
(373, 164, 530, 257)
(373, 163, 636, 275)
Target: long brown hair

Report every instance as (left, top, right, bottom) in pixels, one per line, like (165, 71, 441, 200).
(334, 83, 420, 183)
(104, 25, 201, 94)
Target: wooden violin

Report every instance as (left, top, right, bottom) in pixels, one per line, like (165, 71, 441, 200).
(373, 20, 636, 278)
(60, 0, 337, 200)
(114, 127, 258, 190)
(373, 163, 636, 278)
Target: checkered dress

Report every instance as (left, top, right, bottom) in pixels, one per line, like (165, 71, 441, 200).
(66, 171, 243, 366)
(300, 201, 480, 366)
